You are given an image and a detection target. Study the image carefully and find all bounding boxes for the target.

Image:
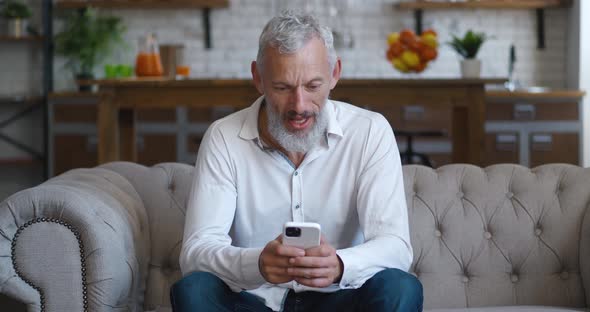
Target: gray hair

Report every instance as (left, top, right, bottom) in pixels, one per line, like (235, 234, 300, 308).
(256, 11, 337, 72)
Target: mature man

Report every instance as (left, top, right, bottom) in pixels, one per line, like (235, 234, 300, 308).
(171, 11, 423, 312)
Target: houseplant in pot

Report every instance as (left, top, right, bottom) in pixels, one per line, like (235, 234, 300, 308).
(54, 8, 125, 91)
(448, 30, 488, 78)
(1, 0, 33, 38)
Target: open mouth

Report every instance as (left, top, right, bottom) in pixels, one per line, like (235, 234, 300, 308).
(287, 116, 313, 131)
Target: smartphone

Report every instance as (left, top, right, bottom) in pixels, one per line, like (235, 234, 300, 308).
(282, 222, 321, 249)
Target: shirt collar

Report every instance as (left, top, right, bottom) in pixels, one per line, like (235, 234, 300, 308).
(238, 96, 344, 144)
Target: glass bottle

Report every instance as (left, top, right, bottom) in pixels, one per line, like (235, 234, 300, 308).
(135, 33, 163, 77)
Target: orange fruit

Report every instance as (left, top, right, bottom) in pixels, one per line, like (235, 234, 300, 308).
(399, 29, 416, 45)
(406, 39, 421, 52)
(420, 47, 438, 62)
(390, 42, 404, 57)
(414, 62, 427, 73)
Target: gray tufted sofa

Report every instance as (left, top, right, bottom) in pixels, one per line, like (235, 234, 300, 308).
(1, 162, 589, 312)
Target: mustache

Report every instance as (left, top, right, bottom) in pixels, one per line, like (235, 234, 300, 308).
(285, 110, 316, 119)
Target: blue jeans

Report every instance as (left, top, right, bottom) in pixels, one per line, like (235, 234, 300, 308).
(170, 268, 423, 312)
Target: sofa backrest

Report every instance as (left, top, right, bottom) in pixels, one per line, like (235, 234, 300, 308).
(104, 162, 590, 310)
(404, 164, 590, 309)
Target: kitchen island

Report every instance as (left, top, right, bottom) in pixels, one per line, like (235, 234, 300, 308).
(88, 78, 504, 165)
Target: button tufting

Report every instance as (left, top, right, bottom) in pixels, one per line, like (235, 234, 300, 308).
(560, 271, 569, 280)
(461, 276, 469, 283)
(506, 192, 514, 198)
(457, 192, 464, 198)
(510, 274, 519, 283)
(168, 183, 175, 191)
(434, 230, 442, 238)
(484, 231, 492, 239)
(534, 228, 542, 236)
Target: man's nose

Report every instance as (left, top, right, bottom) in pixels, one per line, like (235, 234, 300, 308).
(290, 87, 307, 113)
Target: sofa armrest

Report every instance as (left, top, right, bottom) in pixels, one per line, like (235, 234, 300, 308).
(0, 168, 150, 312)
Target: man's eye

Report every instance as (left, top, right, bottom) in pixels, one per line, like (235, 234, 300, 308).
(307, 85, 320, 91)
(274, 86, 288, 91)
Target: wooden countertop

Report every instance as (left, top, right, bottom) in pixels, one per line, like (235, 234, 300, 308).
(78, 77, 507, 88)
(486, 89, 586, 99)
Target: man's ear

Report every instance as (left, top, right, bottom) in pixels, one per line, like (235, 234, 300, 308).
(329, 57, 342, 90)
(251, 61, 264, 94)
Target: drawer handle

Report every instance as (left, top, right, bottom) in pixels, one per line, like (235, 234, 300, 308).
(514, 103, 536, 121)
(86, 135, 98, 152)
(531, 134, 552, 151)
(137, 136, 145, 152)
(495, 134, 517, 152)
(403, 105, 425, 121)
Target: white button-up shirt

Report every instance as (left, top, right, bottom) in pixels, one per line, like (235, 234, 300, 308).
(180, 96, 412, 311)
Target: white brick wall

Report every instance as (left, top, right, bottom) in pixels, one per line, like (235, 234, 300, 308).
(40, 0, 573, 90)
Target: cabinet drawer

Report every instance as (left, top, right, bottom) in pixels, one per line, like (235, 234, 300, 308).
(529, 133, 578, 167)
(53, 104, 97, 123)
(487, 102, 578, 121)
(188, 106, 237, 123)
(483, 133, 519, 166)
(137, 109, 176, 122)
(136, 134, 177, 166)
(367, 103, 451, 134)
(54, 135, 98, 175)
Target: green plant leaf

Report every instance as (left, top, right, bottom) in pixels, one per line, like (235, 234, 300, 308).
(1, 0, 32, 19)
(54, 8, 126, 76)
(447, 30, 487, 59)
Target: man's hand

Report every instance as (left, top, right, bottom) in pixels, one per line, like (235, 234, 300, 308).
(286, 236, 343, 288)
(259, 235, 305, 284)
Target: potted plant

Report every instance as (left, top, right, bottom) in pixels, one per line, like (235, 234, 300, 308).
(54, 9, 125, 90)
(1, 0, 33, 38)
(448, 30, 488, 78)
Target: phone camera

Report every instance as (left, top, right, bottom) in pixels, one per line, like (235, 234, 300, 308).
(285, 227, 301, 237)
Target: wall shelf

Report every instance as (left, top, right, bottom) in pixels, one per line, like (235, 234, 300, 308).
(395, 0, 572, 49)
(0, 96, 44, 106)
(0, 157, 42, 166)
(396, 0, 571, 10)
(0, 36, 43, 43)
(55, 0, 229, 49)
(55, 0, 229, 9)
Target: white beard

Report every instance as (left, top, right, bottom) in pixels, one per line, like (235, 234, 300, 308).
(265, 100, 329, 153)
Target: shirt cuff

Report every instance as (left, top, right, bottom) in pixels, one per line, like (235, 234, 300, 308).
(336, 248, 362, 289)
(240, 247, 266, 287)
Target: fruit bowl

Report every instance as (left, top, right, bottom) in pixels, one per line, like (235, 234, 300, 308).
(386, 29, 438, 73)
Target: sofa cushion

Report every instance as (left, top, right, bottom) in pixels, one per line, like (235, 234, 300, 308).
(427, 306, 586, 312)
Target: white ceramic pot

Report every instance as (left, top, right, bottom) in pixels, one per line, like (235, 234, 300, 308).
(7, 18, 28, 38)
(460, 59, 481, 78)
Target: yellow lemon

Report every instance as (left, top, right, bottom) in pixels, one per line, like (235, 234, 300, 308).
(392, 58, 409, 73)
(421, 33, 438, 48)
(401, 50, 420, 68)
(387, 32, 400, 45)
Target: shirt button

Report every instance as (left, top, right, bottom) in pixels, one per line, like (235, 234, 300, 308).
(294, 171, 299, 176)
(295, 204, 300, 209)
